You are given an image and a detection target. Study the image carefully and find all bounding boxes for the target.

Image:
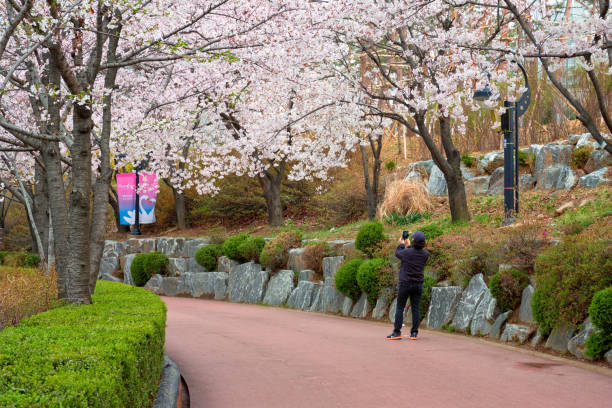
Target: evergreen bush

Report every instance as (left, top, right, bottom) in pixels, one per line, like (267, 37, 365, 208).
(260, 231, 302, 272)
(24, 253, 39, 268)
(222, 233, 251, 262)
(489, 269, 529, 312)
(195, 244, 223, 271)
(585, 287, 612, 360)
(237, 236, 266, 263)
(356, 258, 393, 306)
(571, 145, 593, 169)
(335, 259, 364, 302)
(131, 252, 169, 287)
(355, 221, 386, 258)
(532, 237, 612, 335)
(130, 254, 148, 287)
(419, 223, 444, 240)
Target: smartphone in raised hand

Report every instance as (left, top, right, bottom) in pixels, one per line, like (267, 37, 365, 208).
(402, 231, 410, 240)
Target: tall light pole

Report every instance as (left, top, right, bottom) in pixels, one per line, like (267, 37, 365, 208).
(473, 59, 531, 224)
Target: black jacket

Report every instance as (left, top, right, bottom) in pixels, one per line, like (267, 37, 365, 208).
(395, 244, 430, 284)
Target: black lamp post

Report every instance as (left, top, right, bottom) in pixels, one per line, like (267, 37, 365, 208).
(474, 60, 531, 225)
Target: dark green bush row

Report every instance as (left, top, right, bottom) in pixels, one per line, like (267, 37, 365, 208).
(0, 251, 39, 267)
(0, 282, 166, 407)
(585, 287, 612, 360)
(195, 244, 223, 271)
(131, 251, 170, 287)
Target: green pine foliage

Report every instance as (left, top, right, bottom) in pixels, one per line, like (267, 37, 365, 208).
(0, 282, 166, 407)
(222, 233, 251, 262)
(355, 222, 386, 258)
(237, 236, 266, 263)
(335, 259, 364, 302)
(195, 244, 223, 271)
(131, 252, 169, 287)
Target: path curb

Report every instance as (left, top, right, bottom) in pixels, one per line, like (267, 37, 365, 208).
(154, 353, 181, 408)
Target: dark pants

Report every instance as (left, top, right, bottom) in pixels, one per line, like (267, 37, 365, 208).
(394, 282, 423, 335)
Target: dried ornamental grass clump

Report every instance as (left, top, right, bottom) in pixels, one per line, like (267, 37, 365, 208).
(377, 179, 432, 220)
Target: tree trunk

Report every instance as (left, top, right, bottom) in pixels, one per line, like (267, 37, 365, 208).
(173, 188, 187, 230)
(259, 172, 283, 226)
(360, 135, 383, 220)
(0, 227, 4, 250)
(33, 162, 49, 260)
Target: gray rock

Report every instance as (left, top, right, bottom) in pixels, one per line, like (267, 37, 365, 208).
(425, 286, 462, 330)
(183, 272, 227, 299)
(428, 165, 447, 196)
(470, 289, 498, 336)
(160, 277, 190, 297)
(298, 270, 315, 282)
(584, 150, 612, 173)
(144, 274, 164, 294)
(99, 273, 121, 283)
(287, 281, 316, 310)
(408, 160, 435, 176)
(605, 349, 612, 365)
(487, 167, 504, 195)
(568, 318, 596, 360)
(451, 274, 488, 332)
(123, 254, 137, 285)
(535, 143, 573, 179)
(519, 285, 535, 323)
(185, 238, 211, 258)
(341, 241, 356, 256)
(569, 134, 582, 145)
(99, 256, 120, 278)
(531, 329, 545, 347)
(350, 293, 372, 318)
(579, 167, 610, 188)
(520, 174, 537, 190)
(218, 256, 239, 273)
(328, 240, 351, 253)
(545, 324, 575, 353)
(490, 311, 512, 339)
(309, 284, 322, 311)
(228, 262, 269, 304)
(317, 278, 345, 314)
(213, 273, 228, 300)
(157, 237, 186, 258)
(372, 288, 394, 320)
(287, 248, 308, 273)
(501, 324, 535, 343)
(168, 258, 187, 276)
(405, 170, 426, 184)
(388, 297, 411, 325)
(263, 270, 294, 306)
(342, 297, 354, 316)
(465, 176, 490, 196)
(461, 165, 475, 180)
(186, 258, 206, 273)
(153, 354, 180, 408)
(125, 238, 156, 254)
(575, 132, 611, 150)
(477, 151, 504, 174)
(103, 240, 125, 258)
(536, 164, 576, 190)
(322, 256, 344, 279)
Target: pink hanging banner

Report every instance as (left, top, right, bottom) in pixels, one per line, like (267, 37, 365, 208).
(138, 173, 158, 224)
(115, 173, 159, 225)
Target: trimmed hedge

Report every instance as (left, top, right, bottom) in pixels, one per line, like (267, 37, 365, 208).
(355, 222, 386, 258)
(222, 233, 251, 262)
(356, 258, 393, 306)
(131, 251, 170, 287)
(0, 281, 166, 407)
(237, 236, 266, 263)
(195, 244, 223, 271)
(585, 287, 612, 360)
(335, 259, 365, 302)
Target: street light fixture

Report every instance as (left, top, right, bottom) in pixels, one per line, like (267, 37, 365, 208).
(473, 59, 531, 225)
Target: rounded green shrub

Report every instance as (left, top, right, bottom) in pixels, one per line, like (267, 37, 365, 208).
(571, 145, 593, 169)
(461, 153, 475, 168)
(260, 230, 302, 272)
(588, 287, 612, 332)
(419, 223, 444, 240)
(130, 253, 149, 287)
(355, 222, 386, 258)
(237, 236, 266, 263)
(356, 258, 393, 306)
(532, 237, 612, 335)
(385, 160, 396, 171)
(489, 269, 529, 312)
(222, 233, 251, 262)
(24, 253, 39, 268)
(419, 274, 438, 318)
(195, 244, 223, 271)
(131, 251, 170, 287)
(585, 331, 612, 360)
(335, 259, 364, 302)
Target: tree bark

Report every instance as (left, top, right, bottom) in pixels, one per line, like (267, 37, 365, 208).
(33, 162, 49, 259)
(259, 171, 283, 226)
(360, 134, 383, 220)
(173, 188, 187, 230)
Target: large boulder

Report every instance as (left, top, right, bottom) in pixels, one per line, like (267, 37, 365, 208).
(470, 290, 498, 336)
(519, 174, 537, 190)
(501, 324, 535, 343)
(159, 277, 191, 297)
(425, 286, 462, 330)
(575, 132, 611, 150)
(99, 273, 121, 283)
(213, 274, 228, 300)
(428, 165, 447, 196)
(99, 256, 120, 278)
(298, 270, 315, 282)
(168, 258, 187, 276)
(350, 293, 372, 318)
(518, 285, 535, 323)
(534, 143, 573, 176)
(126, 238, 156, 254)
(405, 170, 426, 185)
(103, 240, 125, 258)
(184, 238, 211, 258)
(316, 278, 345, 314)
(584, 150, 612, 173)
(157, 238, 187, 258)
(545, 324, 575, 353)
(287, 280, 317, 310)
(218, 256, 239, 273)
(478, 151, 504, 174)
(388, 297, 411, 325)
(465, 176, 490, 196)
(409, 160, 435, 177)
(328, 240, 352, 253)
(123, 253, 137, 285)
(461, 166, 475, 180)
(263, 270, 294, 306)
(487, 167, 504, 195)
(342, 297, 354, 316)
(287, 248, 308, 273)
(322, 256, 344, 279)
(228, 262, 269, 304)
(144, 274, 164, 294)
(579, 167, 610, 188)
(490, 311, 511, 339)
(186, 258, 206, 273)
(451, 274, 488, 332)
(372, 288, 394, 320)
(183, 272, 228, 299)
(605, 350, 612, 365)
(536, 164, 576, 190)
(531, 330, 545, 347)
(568, 318, 596, 360)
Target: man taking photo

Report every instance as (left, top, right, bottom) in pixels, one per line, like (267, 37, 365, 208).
(387, 230, 429, 340)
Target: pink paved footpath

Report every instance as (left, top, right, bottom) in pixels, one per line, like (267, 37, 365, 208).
(163, 296, 612, 408)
